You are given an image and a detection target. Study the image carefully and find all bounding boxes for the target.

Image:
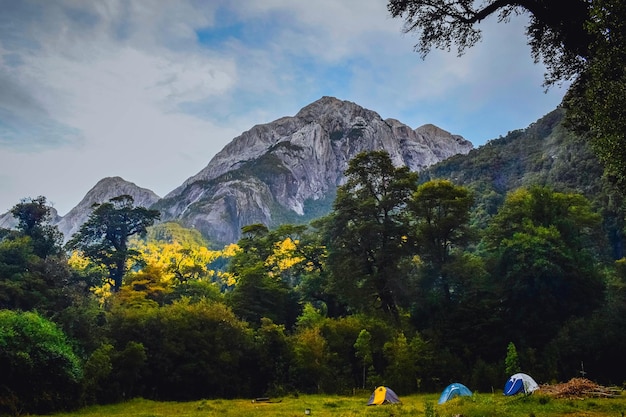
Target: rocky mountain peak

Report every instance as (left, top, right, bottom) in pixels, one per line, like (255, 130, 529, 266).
(8, 97, 473, 246)
(157, 96, 473, 245)
(55, 176, 161, 241)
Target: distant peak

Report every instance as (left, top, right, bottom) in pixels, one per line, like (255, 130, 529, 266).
(95, 176, 130, 185)
(295, 96, 374, 122)
(416, 124, 451, 136)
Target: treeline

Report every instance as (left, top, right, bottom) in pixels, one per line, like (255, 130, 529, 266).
(1, 151, 626, 415)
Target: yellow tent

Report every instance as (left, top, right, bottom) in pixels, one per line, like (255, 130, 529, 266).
(367, 386, 401, 405)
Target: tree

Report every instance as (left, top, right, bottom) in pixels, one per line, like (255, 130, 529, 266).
(10, 196, 63, 258)
(227, 224, 303, 329)
(562, 0, 626, 186)
(325, 151, 419, 323)
(0, 197, 80, 315)
(354, 329, 373, 389)
(66, 195, 160, 292)
(409, 179, 474, 302)
(484, 186, 605, 348)
(388, 0, 626, 185)
(388, 0, 592, 85)
(505, 342, 521, 376)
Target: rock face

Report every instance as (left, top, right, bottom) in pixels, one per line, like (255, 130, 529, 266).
(55, 177, 161, 241)
(155, 96, 472, 245)
(2, 97, 472, 245)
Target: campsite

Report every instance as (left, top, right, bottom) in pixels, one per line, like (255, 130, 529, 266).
(28, 380, 624, 417)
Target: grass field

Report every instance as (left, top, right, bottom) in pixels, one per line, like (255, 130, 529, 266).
(36, 391, 626, 417)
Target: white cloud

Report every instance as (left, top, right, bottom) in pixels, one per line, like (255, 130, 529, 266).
(0, 0, 569, 215)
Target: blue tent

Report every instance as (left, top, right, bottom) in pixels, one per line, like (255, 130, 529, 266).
(503, 373, 539, 396)
(438, 383, 473, 404)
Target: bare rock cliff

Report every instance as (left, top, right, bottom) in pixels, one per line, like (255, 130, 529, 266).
(156, 96, 472, 245)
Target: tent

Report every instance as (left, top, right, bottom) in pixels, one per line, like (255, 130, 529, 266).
(438, 383, 473, 404)
(367, 386, 401, 405)
(503, 373, 539, 396)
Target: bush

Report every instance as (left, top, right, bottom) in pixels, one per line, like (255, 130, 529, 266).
(0, 310, 82, 415)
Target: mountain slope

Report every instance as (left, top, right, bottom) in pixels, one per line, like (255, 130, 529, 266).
(154, 96, 473, 245)
(420, 108, 625, 258)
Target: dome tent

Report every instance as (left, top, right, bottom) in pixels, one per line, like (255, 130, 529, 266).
(367, 386, 401, 405)
(503, 373, 539, 396)
(438, 382, 473, 404)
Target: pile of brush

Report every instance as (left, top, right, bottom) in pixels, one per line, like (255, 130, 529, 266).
(538, 378, 622, 399)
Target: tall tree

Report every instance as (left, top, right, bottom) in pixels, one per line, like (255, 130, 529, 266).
(562, 0, 626, 186)
(10, 196, 63, 258)
(227, 224, 303, 328)
(409, 179, 474, 302)
(325, 151, 418, 322)
(0, 197, 80, 315)
(484, 186, 605, 348)
(66, 195, 160, 292)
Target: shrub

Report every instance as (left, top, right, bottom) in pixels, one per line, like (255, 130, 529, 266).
(0, 310, 82, 415)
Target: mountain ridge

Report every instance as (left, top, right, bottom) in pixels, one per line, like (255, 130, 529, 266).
(154, 96, 472, 244)
(1, 97, 472, 245)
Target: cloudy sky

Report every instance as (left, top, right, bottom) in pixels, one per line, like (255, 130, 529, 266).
(0, 0, 568, 216)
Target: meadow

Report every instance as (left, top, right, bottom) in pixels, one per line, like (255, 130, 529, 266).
(36, 391, 626, 417)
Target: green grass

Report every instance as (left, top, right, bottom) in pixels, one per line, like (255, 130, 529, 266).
(37, 392, 626, 417)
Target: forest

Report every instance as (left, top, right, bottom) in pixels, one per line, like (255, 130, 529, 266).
(1, 137, 626, 415)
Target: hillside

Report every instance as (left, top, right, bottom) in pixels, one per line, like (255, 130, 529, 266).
(421, 108, 624, 258)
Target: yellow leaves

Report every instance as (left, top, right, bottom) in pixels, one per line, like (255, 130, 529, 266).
(222, 243, 241, 258)
(131, 240, 235, 286)
(92, 283, 112, 307)
(67, 251, 91, 270)
(265, 237, 306, 276)
(67, 250, 111, 306)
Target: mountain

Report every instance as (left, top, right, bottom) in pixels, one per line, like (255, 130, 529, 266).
(0, 97, 473, 245)
(153, 96, 473, 245)
(55, 177, 161, 241)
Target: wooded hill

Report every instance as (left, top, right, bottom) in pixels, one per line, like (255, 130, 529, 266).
(421, 108, 625, 259)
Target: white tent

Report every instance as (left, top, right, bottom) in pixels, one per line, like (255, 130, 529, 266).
(503, 373, 539, 396)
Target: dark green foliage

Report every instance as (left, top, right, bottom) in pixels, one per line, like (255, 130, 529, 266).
(422, 109, 624, 259)
(409, 179, 475, 303)
(549, 260, 626, 384)
(0, 196, 88, 316)
(484, 186, 605, 349)
(228, 262, 300, 328)
(0, 310, 82, 415)
(253, 318, 293, 396)
(0, 233, 84, 318)
(10, 196, 63, 258)
(325, 151, 419, 322)
(227, 224, 305, 329)
(66, 195, 160, 292)
(562, 0, 626, 186)
(106, 298, 255, 400)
